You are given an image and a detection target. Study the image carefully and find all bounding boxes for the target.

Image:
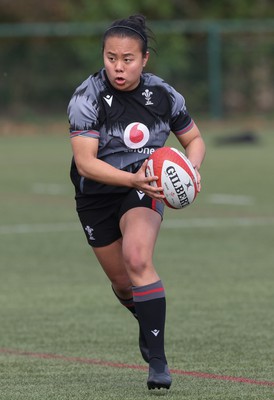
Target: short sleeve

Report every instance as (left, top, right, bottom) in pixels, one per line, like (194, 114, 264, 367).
(68, 85, 100, 139)
(168, 85, 194, 136)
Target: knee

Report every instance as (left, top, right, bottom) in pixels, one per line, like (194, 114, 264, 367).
(111, 276, 132, 297)
(123, 248, 149, 276)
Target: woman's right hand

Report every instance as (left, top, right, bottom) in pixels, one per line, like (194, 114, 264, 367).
(130, 160, 165, 200)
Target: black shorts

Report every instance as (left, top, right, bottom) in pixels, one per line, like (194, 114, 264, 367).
(76, 189, 164, 247)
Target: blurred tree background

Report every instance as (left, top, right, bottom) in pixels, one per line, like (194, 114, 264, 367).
(0, 0, 273, 119)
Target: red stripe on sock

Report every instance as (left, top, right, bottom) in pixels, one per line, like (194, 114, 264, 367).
(133, 287, 164, 297)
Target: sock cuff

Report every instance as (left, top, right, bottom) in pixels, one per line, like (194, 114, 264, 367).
(133, 280, 165, 302)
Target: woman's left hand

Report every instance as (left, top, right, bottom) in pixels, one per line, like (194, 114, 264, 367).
(194, 167, 202, 193)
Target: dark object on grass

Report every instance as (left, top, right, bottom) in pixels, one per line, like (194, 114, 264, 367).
(215, 131, 260, 146)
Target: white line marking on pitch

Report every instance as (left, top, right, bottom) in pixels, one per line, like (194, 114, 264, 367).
(0, 222, 80, 235)
(208, 193, 255, 206)
(31, 183, 71, 195)
(0, 217, 274, 235)
(163, 217, 274, 229)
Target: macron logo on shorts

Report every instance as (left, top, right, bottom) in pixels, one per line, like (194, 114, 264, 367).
(137, 190, 145, 200)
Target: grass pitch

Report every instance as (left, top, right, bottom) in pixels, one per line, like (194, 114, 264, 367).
(0, 118, 274, 399)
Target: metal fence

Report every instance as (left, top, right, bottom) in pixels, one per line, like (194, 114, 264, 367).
(0, 19, 273, 119)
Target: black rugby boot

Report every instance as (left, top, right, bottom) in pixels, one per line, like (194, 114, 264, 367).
(147, 358, 172, 390)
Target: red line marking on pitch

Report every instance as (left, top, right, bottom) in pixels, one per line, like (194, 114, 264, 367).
(1, 348, 274, 387)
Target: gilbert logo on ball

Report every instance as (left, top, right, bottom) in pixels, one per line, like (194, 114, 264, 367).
(146, 147, 198, 209)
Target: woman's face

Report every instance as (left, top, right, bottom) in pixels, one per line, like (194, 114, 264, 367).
(103, 36, 149, 91)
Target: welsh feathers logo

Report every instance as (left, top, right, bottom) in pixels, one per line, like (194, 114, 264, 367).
(142, 89, 153, 105)
(124, 122, 150, 149)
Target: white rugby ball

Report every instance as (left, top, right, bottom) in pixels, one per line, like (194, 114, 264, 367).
(146, 147, 198, 209)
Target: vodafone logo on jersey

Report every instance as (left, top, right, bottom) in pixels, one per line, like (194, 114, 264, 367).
(124, 122, 150, 149)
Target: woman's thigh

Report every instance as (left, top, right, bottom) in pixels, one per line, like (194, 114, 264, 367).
(119, 207, 162, 285)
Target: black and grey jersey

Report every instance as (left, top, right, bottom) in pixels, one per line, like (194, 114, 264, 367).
(68, 69, 194, 195)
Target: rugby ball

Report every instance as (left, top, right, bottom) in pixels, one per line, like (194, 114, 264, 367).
(146, 147, 198, 209)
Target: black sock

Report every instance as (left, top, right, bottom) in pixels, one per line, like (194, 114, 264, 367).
(112, 285, 150, 363)
(133, 280, 167, 363)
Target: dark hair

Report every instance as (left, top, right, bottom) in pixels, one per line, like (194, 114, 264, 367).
(102, 14, 154, 56)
